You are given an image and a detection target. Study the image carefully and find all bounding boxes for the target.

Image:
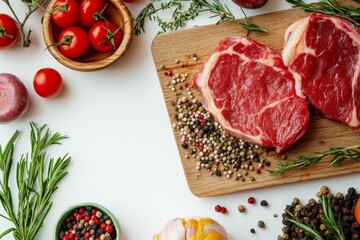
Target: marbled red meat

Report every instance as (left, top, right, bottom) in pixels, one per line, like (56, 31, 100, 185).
(283, 13, 360, 129)
(194, 37, 309, 153)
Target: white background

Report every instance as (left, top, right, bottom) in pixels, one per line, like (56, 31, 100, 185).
(1, 0, 359, 239)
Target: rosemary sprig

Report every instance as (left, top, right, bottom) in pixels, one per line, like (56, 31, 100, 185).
(286, 0, 360, 28)
(268, 145, 360, 175)
(239, 6, 267, 36)
(286, 210, 324, 240)
(2, 0, 50, 47)
(285, 195, 345, 240)
(321, 195, 345, 240)
(0, 122, 71, 240)
(134, 0, 266, 35)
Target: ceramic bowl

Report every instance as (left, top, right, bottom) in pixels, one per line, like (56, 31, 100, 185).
(42, 0, 134, 71)
(54, 202, 122, 240)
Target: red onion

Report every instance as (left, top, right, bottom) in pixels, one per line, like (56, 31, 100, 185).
(232, 0, 268, 9)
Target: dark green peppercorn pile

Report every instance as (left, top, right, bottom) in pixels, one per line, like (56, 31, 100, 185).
(278, 186, 360, 240)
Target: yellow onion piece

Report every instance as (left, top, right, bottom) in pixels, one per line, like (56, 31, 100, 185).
(153, 217, 229, 240)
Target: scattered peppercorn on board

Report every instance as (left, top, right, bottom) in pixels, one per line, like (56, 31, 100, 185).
(151, 0, 360, 197)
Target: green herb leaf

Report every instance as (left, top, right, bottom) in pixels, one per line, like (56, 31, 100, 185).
(285, 210, 324, 240)
(0, 228, 15, 239)
(286, 0, 360, 28)
(0, 122, 71, 240)
(267, 145, 360, 175)
(135, 0, 239, 35)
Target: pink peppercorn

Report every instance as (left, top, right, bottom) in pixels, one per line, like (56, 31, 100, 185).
(215, 205, 222, 212)
(75, 214, 83, 222)
(84, 232, 91, 239)
(248, 197, 256, 204)
(105, 225, 113, 233)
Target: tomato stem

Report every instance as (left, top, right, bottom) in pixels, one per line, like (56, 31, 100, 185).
(45, 34, 73, 50)
(0, 26, 14, 39)
(99, 25, 122, 50)
(49, 1, 69, 15)
(92, 3, 108, 23)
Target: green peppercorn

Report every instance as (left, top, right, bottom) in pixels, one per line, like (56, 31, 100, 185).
(257, 220, 265, 228)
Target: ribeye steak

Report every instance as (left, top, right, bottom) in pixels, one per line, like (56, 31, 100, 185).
(194, 37, 309, 153)
(283, 13, 360, 129)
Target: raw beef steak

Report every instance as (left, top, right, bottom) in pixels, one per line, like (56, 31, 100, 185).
(194, 37, 309, 153)
(283, 13, 360, 129)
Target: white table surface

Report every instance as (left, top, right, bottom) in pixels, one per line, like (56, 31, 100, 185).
(1, 0, 359, 239)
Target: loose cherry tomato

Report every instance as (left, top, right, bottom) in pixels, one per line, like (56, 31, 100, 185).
(80, 0, 107, 28)
(0, 13, 18, 49)
(355, 197, 360, 225)
(57, 26, 90, 58)
(33, 68, 63, 98)
(89, 21, 123, 53)
(51, 0, 80, 28)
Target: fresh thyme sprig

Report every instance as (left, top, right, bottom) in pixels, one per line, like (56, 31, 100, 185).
(267, 145, 360, 175)
(2, 0, 50, 47)
(134, 0, 266, 35)
(0, 122, 71, 240)
(239, 6, 267, 36)
(285, 195, 345, 240)
(286, 0, 360, 28)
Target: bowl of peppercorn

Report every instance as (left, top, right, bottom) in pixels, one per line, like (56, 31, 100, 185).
(55, 203, 121, 240)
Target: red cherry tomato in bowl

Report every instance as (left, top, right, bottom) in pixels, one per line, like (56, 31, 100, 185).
(57, 26, 90, 59)
(33, 68, 63, 98)
(0, 13, 18, 49)
(89, 21, 123, 53)
(80, 0, 107, 28)
(51, 0, 80, 28)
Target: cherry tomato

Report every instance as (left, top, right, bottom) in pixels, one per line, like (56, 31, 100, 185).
(51, 0, 80, 28)
(58, 26, 90, 58)
(33, 68, 63, 98)
(0, 13, 18, 49)
(80, 0, 107, 28)
(355, 197, 360, 225)
(89, 21, 123, 53)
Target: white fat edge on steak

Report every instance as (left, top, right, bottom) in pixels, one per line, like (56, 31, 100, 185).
(282, 16, 311, 99)
(195, 37, 297, 148)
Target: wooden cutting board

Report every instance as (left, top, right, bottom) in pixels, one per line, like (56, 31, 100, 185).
(151, 0, 360, 197)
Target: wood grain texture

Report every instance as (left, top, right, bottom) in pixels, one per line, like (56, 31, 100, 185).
(42, 0, 134, 71)
(151, 0, 360, 197)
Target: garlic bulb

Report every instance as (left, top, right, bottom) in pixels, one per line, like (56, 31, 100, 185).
(153, 217, 229, 240)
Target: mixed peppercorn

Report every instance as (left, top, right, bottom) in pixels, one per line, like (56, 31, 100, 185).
(59, 206, 116, 240)
(279, 186, 360, 240)
(164, 63, 270, 181)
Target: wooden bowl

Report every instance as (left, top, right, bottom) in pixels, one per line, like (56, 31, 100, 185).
(42, 0, 134, 71)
